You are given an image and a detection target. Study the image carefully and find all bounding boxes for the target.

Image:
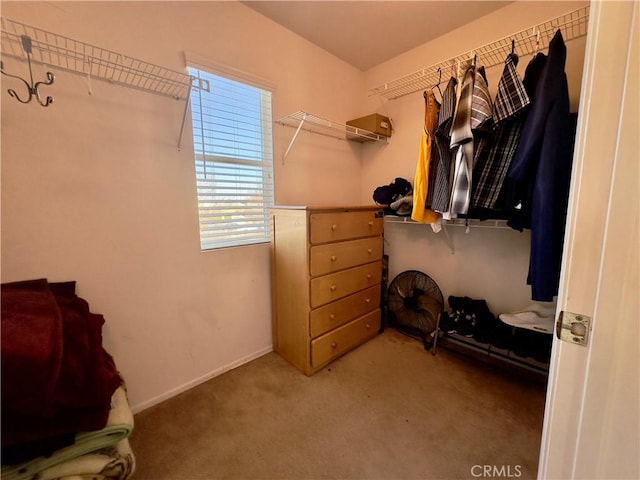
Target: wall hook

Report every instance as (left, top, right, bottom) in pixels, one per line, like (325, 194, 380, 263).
(0, 35, 54, 106)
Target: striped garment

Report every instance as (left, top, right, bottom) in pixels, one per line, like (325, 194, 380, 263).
(449, 66, 493, 216)
(472, 54, 531, 210)
(470, 67, 493, 131)
(493, 54, 531, 123)
(431, 77, 457, 214)
(449, 67, 474, 216)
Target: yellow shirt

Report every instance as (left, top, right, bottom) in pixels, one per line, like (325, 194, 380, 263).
(412, 89, 442, 224)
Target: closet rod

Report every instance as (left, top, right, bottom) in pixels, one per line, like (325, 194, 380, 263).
(368, 5, 590, 101)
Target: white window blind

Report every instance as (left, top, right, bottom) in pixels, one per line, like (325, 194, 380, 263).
(188, 66, 274, 250)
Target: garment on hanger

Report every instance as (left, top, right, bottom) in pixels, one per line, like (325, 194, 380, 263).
(472, 53, 531, 211)
(470, 66, 493, 131)
(507, 29, 575, 302)
(425, 140, 439, 209)
(449, 67, 474, 216)
(449, 66, 492, 216)
(504, 51, 548, 230)
(431, 77, 457, 215)
(411, 89, 441, 225)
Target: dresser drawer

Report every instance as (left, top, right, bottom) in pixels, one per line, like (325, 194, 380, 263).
(311, 309, 380, 367)
(310, 237, 383, 277)
(310, 261, 382, 308)
(309, 210, 383, 244)
(309, 284, 381, 338)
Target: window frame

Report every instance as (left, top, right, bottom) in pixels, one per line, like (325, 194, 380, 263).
(186, 55, 275, 251)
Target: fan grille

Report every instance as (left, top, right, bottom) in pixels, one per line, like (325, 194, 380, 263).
(386, 270, 444, 345)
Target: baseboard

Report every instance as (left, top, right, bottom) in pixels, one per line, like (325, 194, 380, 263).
(130, 345, 273, 413)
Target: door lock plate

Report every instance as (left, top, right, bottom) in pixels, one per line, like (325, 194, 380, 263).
(556, 311, 591, 346)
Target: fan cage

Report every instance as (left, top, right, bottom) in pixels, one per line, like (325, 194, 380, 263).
(386, 270, 444, 350)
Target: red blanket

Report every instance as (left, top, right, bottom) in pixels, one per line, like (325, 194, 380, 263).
(1, 279, 122, 452)
(1, 279, 63, 417)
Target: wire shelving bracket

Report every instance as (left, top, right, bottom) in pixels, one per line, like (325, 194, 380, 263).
(368, 5, 590, 101)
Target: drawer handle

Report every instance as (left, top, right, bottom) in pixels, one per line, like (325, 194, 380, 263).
(330, 255, 337, 262)
(329, 314, 335, 320)
(366, 274, 372, 279)
(331, 224, 337, 231)
(368, 221, 374, 227)
(367, 248, 373, 254)
(366, 324, 371, 329)
(330, 285, 337, 292)
(331, 342, 338, 349)
(365, 298, 371, 304)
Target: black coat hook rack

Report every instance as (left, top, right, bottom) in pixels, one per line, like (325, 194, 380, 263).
(0, 35, 54, 106)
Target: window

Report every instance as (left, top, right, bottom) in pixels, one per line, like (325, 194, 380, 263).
(188, 66, 274, 250)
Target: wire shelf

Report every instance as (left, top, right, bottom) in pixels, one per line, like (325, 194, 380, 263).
(384, 215, 512, 230)
(275, 110, 389, 163)
(276, 111, 389, 143)
(368, 5, 590, 100)
(1, 17, 194, 100)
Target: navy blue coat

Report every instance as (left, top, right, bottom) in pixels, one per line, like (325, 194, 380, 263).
(507, 30, 575, 302)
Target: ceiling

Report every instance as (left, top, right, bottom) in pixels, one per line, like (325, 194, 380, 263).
(242, 1, 512, 71)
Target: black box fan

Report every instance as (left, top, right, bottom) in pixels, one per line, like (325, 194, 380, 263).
(386, 270, 444, 352)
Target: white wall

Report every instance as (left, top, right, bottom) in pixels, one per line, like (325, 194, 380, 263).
(0, 1, 367, 411)
(360, 1, 588, 314)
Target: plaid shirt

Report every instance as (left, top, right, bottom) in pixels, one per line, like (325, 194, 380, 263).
(494, 54, 531, 122)
(471, 67, 493, 131)
(472, 54, 531, 210)
(449, 67, 475, 216)
(431, 77, 457, 213)
(449, 66, 493, 216)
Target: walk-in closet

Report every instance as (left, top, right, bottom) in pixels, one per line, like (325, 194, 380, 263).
(365, 4, 589, 374)
(2, 1, 637, 479)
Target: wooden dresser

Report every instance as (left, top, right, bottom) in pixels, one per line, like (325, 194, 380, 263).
(270, 205, 384, 375)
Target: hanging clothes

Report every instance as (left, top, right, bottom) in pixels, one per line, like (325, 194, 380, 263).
(448, 67, 474, 216)
(504, 52, 548, 229)
(507, 29, 575, 302)
(471, 53, 531, 211)
(449, 66, 492, 216)
(431, 77, 457, 214)
(411, 89, 441, 225)
(470, 66, 493, 132)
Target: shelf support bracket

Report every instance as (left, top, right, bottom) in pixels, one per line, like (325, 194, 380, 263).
(441, 223, 456, 255)
(282, 113, 307, 164)
(177, 76, 209, 151)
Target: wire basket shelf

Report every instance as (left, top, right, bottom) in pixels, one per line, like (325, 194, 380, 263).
(1, 17, 194, 100)
(368, 5, 590, 101)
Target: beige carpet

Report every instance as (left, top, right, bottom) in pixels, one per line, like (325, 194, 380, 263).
(130, 329, 547, 480)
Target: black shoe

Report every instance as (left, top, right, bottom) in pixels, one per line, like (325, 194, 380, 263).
(456, 313, 476, 337)
(440, 312, 458, 333)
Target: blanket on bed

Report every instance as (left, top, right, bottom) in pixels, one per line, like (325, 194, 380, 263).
(1, 279, 123, 460)
(1, 279, 64, 417)
(1, 386, 134, 480)
(38, 437, 135, 480)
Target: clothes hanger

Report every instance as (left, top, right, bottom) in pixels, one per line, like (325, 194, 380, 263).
(508, 38, 519, 64)
(433, 67, 443, 101)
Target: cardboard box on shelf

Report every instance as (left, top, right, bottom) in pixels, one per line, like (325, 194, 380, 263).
(346, 114, 392, 140)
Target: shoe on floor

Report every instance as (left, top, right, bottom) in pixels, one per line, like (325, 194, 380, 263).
(499, 309, 555, 334)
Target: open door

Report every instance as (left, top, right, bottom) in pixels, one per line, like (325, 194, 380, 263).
(538, 1, 639, 479)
